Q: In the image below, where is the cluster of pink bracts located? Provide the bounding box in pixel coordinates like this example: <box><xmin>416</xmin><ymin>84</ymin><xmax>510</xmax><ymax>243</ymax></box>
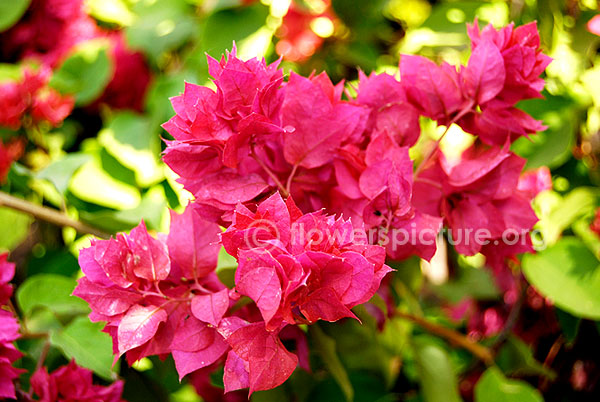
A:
<box><xmin>0</xmin><ymin>0</ymin><xmax>152</xmax><ymax>177</ymax></box>
<box><xmin>68</xmin><ymin>20</ymin><xmax>554</xmax><ymax>396</ymax></box>
<box><xmin>1</xmin><ymin>254</ymin><xmax>127</xmax><ymax>400</ymax></box>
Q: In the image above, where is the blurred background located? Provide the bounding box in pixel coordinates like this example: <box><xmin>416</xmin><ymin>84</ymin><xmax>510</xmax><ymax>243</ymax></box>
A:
<box><xmin>1</xmin><ymin>0</ymin><xmax>600</xmax><ymax>401</ymax></box>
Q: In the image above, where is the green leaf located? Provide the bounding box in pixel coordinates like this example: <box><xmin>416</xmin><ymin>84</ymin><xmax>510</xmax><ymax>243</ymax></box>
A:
<box><xmin>309</xmin><ymin>325</ymin><xmax>354</xmax><ymax>402</ymax></box>
<box><xmin>555</xmin><ymin>309</ymin><xmax>581</xmax><ymax>344</ymax></box>
<box><xmin>522</xmin><ymin>237</ymin><xmax>600</xmax><ymax>320</ymax></box>
<box><xmin>86</xmin><ymin>0</ymin><xmax>134</xmax><ymax>26</ymax></box>
<box><xmin>37</xmin><ymin>153</ymin><xmax>91</xmax><ymax>194</ymax></box>
<box><xmin>512</xmin><ymin>94</ymin><xmax>576</xmax><ymax>170</ymax></box>
<box><xmin>572</xmin><ymin>218</ymin><xmax>600</xmax><ymax>259</ymax></box>
<box><xmin>0</xmin><ymin>0</ymin><xmax>31</xmax><ymax>32</ymax></box>
<box><xmin>126</xmin><ymin>0</ymin><xmax>196</xmax><ymax>61</ymax></box>
<box><xmin>537</xmin><ymin>188</ymin><xmax>599</xmax><ymax>246</ymax></box>
<box><xmin>216</xmin><ymin>247</ymin><xmax>237</xmax><ymax>288</ymax></box>
<box><xmin>145</xmin><ymin>73</ymin><xmax>187</xmax><ymax>130</ymax></box>
<box><xmin>69</xmin><ymin>157</ymin><xmax>141</xmax><ymax>210</ymax></box>
<box><xmin>474</xmin><ymin>367</ymin><xmax>543</xmax><ymax>402</ymax></box>
<box><xmin>16</xmin><ymin>274</ymin><xmax>90</xmax><ymax>317</ymax></box>
<box><xmin>496</xmin><ymin>336</ymin><xmax>556</xmax><ymax>379</ymax></box>
<box><xmin>0</xmin><ymin>63</ymin><xmax>23</xmax><ymax>82</ymax></box>
<box><xmin>200</xmin><ymin>4</ymin><xmax>270</xmax><ymax>59</ymax></box>
<box><xmin>0</xmin><ymin>206</ymin><xmax>32</xmax><ymax>250</ymax></box>
<box><xmin>78</xmin><ymin>185</ymin><xmax>166</xmax><ymax>233</ymax></box>
<box><xmin>50</xmin><ymin>39</ymin><xmax>113</xmax><ymax>106</ymax></box>
<box><xmin>412</xmin><ymin>336</ymin><xmax>461</xmax><ymax>402</ymax></box>
<box><xmin>50</xmin><ymin>316</ymin><xmax>117</xmax><ymax>380</ymax></box>
<box><xmin>98</xmin><ymin>112</ymin><xmax>163</xmax><ymax>187</ymax></box>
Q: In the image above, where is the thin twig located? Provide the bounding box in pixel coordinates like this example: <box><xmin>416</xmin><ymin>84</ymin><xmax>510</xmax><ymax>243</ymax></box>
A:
<box><xmin>285</xmin><ymin>163</ymin><xmax>299</xmax><ymax>196</ymax></box>
<box><xmin>395</xmin><ymin>310</ymin><xmax>494</xmax><ymax>365</ymax></box>
<box><xmin>491</xmin><ymin>283</ymin><xmax>527</xmax><ymax>350</ymax></box>
<box><xmin>413</xmin><ymin>102</ymin><xmax>474</xmax><ymax>178</ymax></box>
<box><xmin>0</xmin><ymin>191</ymin><xmax>109</xmax><ymax>239</ymax></box>
<box><xmin>36</xmin><ymin>339</ymin><xmax>51</xmax><ymax>372</ymax></box>
<box><xmin>251</xmin><ymin>150</ymin><xmax>288</xmax><ymax>197</ymax></box>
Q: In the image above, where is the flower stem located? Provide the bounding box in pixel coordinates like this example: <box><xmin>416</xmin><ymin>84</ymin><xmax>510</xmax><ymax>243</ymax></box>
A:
<box><xmin>394</xmin><ymin>310</ymin><xmax>494</xmax><ymax>365</ymax></box>
<box><xmin>413</xmin><ymin>103</ymin><xmax>475</xmax><ymax>178</ymax></box>
<box><xmin>285</xmin><ymin>163</ymin><xmax>299</xmax><ymax>196</ymax></box>
<box><xmin>0</xmin><ymin>191</ymin><xmax>109</xmax><ymax>239</ymax></box>
<box><xmin>251</xmin><ymin>149</ymin><xmax>289</xmax><ymax>197</ymax></box>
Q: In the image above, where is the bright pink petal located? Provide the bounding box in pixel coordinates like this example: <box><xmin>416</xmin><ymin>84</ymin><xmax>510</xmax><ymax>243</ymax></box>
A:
<box><xmin>117</xmin><ymin>305</ymin><xmax>168</xmax><ymax>355</ymax></box>
<box><xmin>191</xmin><ymin>288</ymin><xmax>230</xmax><ymax>327</ymax></box>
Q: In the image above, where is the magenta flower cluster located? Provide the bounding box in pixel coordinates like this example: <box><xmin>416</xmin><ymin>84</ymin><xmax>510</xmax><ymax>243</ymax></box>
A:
<box><xmin>73</xmin><ymin>20</ymin><xmax>552</xmax><ymax>396</ymax></box>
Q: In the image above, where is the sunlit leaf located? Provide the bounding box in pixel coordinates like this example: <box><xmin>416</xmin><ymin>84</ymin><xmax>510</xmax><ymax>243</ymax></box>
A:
<box><xmin>474</xmin><ymin>367</ymin><xmax>543</xmax><ymax>402</ymax></box>
<box><xmin>50</xmin><ymin>39</ymin><xmax>113</xmax><ymax>106</ymax></box>
<box><xmin>523</xmin><ymin>237</ymin><xmax>600</xmax><ymax>320</ymax></box>
<box><xmin>16</xmin><ymin>274</ymin><xmax>90</xmax><ymax>317</ymax></box>
<box><xmin>412</xmin><ymin>336</ymin><xmax>461</xmax><ymax>402</ymax></box>
<box><xmin>50</xmin><ymin>316</ymin><xmax>117</xmax><ymax>380</ymax></box>
<box><xmin>0</xmin><ymin>0</ymin><xmax>31</xmax><ymax>32</ymax></box>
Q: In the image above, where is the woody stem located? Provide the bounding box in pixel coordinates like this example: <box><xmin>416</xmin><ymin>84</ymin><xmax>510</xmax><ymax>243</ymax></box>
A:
<box><xmin>0</xmin><ymin>191</ymin><xmax>110</xmax><ymax>239</ymax></box>
<box><xmin>394</xmin><ymin>310</ymin><xmax>494</xmax><ymax>365</ymax></box>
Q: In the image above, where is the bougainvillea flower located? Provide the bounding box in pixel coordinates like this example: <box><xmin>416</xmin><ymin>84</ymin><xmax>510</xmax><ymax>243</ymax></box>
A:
<box><xmin>223</xmin><ymin>192</ymin><xmax>392</xmax><ymax>327</ymax></box>
<box><xmin>591</xmin><ymin>208</ymin><xmax>600</xmax><ymax>237</ymax></box>
<box><xmin>398</xmin><ymin>20</ymin><xmax>549</xmax><ymax>146</ymax></box>
<box><xmin>330</xmin><ymin>130</ymin><xmax>442</xmax><ymax>261</ymax></box>
<box><xmin>400</xmin><ymin>55</ymin><xmax>465</xmax><ymax>125</ymax></box>
<box><xmin>451</xmin><ymin>20</ymin><xmax>551</xmax><ymax>145</ymax></box>
<box><xmin>91</xmin><ymin>32</ymin><xmax>152</xmax><ymax>112</ymax></box>
<box><xmin>0</xmin><ymin>139</ymin><xmax>24</xmax><ymax>184</ymax></box>
<box><xmin>74</xmin><ymin>205</ymin><xmax>230</xmax><ymax>379</ymax></box>
<box><xmin>30</xmin><ymin>361</ymin><xmax>125</xmax><ymax>402</ymax></box>
<box><xmin>353</xmin><ymin>71</ymin><xmax>420</xmax><ymax>147</ymax></box>
<box><xmin>0</xmin><ymin>254</ymin><xmax>24</xmax><ymax>400</ymax></box>
<box><xmin>0</xmin><ymin>67</ymin><xmax>74</xmax><ymax>130</ymax></box>
<box><xmin>0</xmin><ymin>81</ymin><xmax>27</xmax><ymax>130</ymax></box>
<box><xmin>589</xmin><ymin>15</ymin><xmax>600</xmax><ymax>36</ymax></box>
<box><xmin>0</xmin><ymin>0</ymin><xmax>99</xmax><ymax>67</ymax></box>
<box><xmin>275</xmin><ymin>0</ymin><xmax>334</xmax><ymax>62</ymax></box>
<box><xmin>282</xmin><ymin>72</ymin><xmax>368</xmax><ymax>169</ymax></box>
<box><xmin>219</xmin><ymin>319</ymin><xmax>298</xmax><ymax>395</ymax></box>
<box><xmin>413</xmin><ymin>142</ymin><xmax>539</xmax><ymax>255</ymax></box>
<box><xmin>1</xmin><ymin>0</ymin><xmax>151</xmax><ymax>113</ymax></box>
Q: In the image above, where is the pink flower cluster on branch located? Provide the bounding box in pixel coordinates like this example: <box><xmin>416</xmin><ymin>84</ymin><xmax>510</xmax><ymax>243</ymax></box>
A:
<box><xmin>28</xmin><ymin>361</ymin><xmax>125</xmax><ymax>402</ymax></box>
<box><xmin>0</xmin><ymin>254</ymin><xmax>24</xmax><ymax>400</ymax></box>
<box><xmin>74</xmin><ymin>195</ymin><xmax>391</xmax><ymax>394</ymax></box>
<box><xmin>0</xmin><ymin>0</ymin><xmax>151</xmax><ymax>112</ymax></box>
<box><xmin>74</xmin><ymin>205</ymin><xmax>229</xmax><ymax>380</ymax></box>
<box><xmin>0</xmin><ymin>67</ymin><xmax>74</xmax><ymax>130</ymax></box>
<box><xmin>76</xmin><ymin>19</ymin><xmax>552</xmax><ymax>396</ymax></box>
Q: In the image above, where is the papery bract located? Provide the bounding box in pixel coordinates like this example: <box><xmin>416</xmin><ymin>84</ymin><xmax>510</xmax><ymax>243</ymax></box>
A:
<box><xmin>30</xmin><ymin>360</ymin><xmax>125</xmax><ymax>402</ymax></box>
<box><xmin>0</xmin><ymin>254</ymin><xmax>24</xmax><ymax>400</ymax></box>
<box><xmin>400</xmin><ymin>55</ymin><xmax>464</xmax><ymax>124</ymax></box>
<box><xmin>589</xmin><ymin>15</ymin><xmax>600</xmax><ymax>36</ymax></box>
<box><xmin>282</xmin><ymin>72</ymin><xmax>367</xmax><ymax>169</ymax></box>
<box><xmin>223</xmin><ymin>192</ymin><xmax>392</xmax><ymax>329</ymax></box>
<box><xmin>413</xmin><ymin>142</ymin><xmax>539</xmax><ymax>255</ymax></box>
<box><xmin>0</xmin><ymin>139</ymin><xmax>24</xmax><ymax>184</ymax></box>
<box><xmin>74</xmin><ymin>205</ymin><xmax>229</xmax><ymax>380</ymax></box>
<box><xmin>218</xmin><ymin>319</ymin><xmax>298</xmax><ymax>395</ymax></box>
<box><xmin>354</xmin><ymin>71</ymin><xmax>420</xmax><ymax>147</ymax></box>
<box><xmin>466</xmin><ymin>19</ymin><xmax>552</xmax><ymax>105</ymax></box>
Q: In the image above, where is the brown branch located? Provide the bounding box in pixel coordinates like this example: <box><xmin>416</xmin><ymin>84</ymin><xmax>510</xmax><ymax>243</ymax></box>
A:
<box><xmin>0</xmin><ymin>191</ymin><xmax>110</xmax><ymax>239</ymax></box>
<box><xmin>395</xmin><ymin>310</ymin><xmax>494</xmax><ymax>365</ymax></box>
